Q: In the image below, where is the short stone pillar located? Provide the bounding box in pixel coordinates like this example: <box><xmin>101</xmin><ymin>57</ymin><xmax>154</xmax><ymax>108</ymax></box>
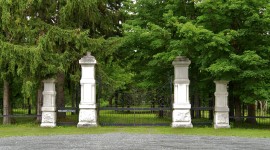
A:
<box><xmin>77</xmin><ymin>52</ymin><xmax>97</xmax><ymax>127</ymax></box>
<box><xmin>214</xmin><ymin>80</ymin><xmax>230</xmax><ymax>129</ymax></box>
<box><xmin>172</xmin><ymin>56</ymin><xmax>193</xmax><ymax>128</ymax></box>
<box><xmin>40</xmin><ymin>79</ymin><xmax>57</xmax><ymax>127</ymax></box>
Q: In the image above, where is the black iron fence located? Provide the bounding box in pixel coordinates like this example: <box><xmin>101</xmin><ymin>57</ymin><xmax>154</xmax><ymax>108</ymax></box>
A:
<box><xmin>99</xmin><ymin>107</ymin><xmax>172</xmax><ymax>126</ymax></box>
<box><xmin>190</xmin><ymin>102</ymin><xmax>270</xmax><ymax>128</ymax></box>
<box><xmin>57</xmin><ymin>107</ymin><xmax>78</xmax><ymax>126</ymax></box>
<box><xmin>97</xmin><ymin>76</ymin><xmax>173</xmax><ymax>126</ymax></box>
<box><xmin>0</xmin><ymin>104</ymin><xmax>80</xmax><ymax>125</ymax></box>
<box><xmin>191</xmin><ymin>107</ymin><xmax>213</xmax><ymax>126</ymax></box>
<box><xmin>229</xmin><ymin>102</ymin><xmax>270</xmax><ymax>128</ymax></box>
<box><xmin>0</xmin><ymin>107</ymin><xmax>40</xmax><ymax>124</ymax></box>
<box><xmin>98</xmin><ymin>89</ymin><xmax>173</xmax><ymax>126</ymax></box>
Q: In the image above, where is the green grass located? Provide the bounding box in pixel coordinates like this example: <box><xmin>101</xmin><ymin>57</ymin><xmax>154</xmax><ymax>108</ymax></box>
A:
<box><xmin>1</xmin><ymin>124</ymin><xmax>270</xmax><ymax>138</ymax></box>
<box><xmin>1</xmin><ymin>110</ymin><xmax>270</xmax><ymax>138</ymax></box>
<box><xmin>11</xmin><ymin>108</ymin><xmax>37</xmax><ymax>115</ymax></box>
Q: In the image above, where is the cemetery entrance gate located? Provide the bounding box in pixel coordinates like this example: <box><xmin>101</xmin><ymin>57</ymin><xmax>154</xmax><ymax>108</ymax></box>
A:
<box><xmin>97</xmin><ymin>79</ymin><xmax>173</xmax><ymax>126</ymax></box>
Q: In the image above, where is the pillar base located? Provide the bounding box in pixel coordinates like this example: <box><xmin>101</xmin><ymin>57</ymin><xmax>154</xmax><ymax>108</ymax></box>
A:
<box><xmin>172</xmin><ymin>109</ymin><xmax>193</xmax><ymax>128</ymax></box>
<box><xmin>40</xmin><ymin>111</ymin><xmax>56</xmax><ymax>128</ymax></box>
<box><xmin>214</xmin><ymin>111</ymin><xmax>230</xmax><ymax>129</ymax></box>
<box><xmin>77</xmin><ymin>122</ymin><xmax>98</xmax><ymax>128</ymax></box>
<box><xmin>172</xmin><ymin>122</ymin><xmax>193</xmax><ymax>128</ymax></box>
<box><xmin>77</xmin><ymin>109</ymin><xmax>97</xmax><ymax>128</ymax></box>
<box><xmin>40</xmin><ymin>123</ymin><xmax>56</xmax><ymax>128</ymax></box>
<box><xmin>214</xmin><ymin>124</ymin><xmax>230</xmax><ymax>129</ymax></box>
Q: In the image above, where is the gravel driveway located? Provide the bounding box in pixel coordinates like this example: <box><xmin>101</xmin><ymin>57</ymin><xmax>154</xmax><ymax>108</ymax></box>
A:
<box><xmin>0</xmin><ymin>133</ymin><xmax>269</xmax><ymax>150</ymax></box>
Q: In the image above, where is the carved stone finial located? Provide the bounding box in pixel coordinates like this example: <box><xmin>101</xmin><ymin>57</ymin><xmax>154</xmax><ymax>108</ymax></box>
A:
<box><xmin>172</xmin><ymin>56</ymin><xmax>191</xmax><ymax>66</ymax></box>
<box><xmin>79</xmin><ymin>52</ymin><xmax>97</xmax><ymax>64</ymax></box>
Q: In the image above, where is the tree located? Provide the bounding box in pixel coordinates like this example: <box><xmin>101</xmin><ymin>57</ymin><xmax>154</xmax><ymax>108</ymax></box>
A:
<box><xmin>180</xmin><ymin>0</ymin><xmax>270</xmax><ymax>124</ymax></box>
<box><xmin>0</xmin><ymin>0</ymin><xmax>129</xmax><ymax>123</ymax></box>
<box><xmin>0</xmin><ymin>0</ymin><xmax>42</xmax><ymax>124</ymax></box>
<box><xmin>170</xmin><ymin>1</ymin><xmax>270</xmax><ymax>123</ymax></box>
<box><xmin>121</xmin><ymin>0</ymin><xmax>208</xmax><ymax>109</ymax></box>
<box><xmin>122</xmin><ymin>0</ymin><xmax>270</xmax><ymax>123</ymax></box>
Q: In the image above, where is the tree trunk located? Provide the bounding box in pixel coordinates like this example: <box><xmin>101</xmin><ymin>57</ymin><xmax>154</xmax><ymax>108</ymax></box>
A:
<box><xmin>27</xmin><ymin>98</ymin><xmax>31</xmax><ymax>115</ymax></box>
<box><xmin>234</xmin><ymin>96</ymin><xmax>242</xmax><ymax>123</ymax></box>
<box><xmin>158</xmin><ymin>96</ymin><xmax>164</xmax><ymax>118</ymax></box>
<box><xmin>209</xmin><ymin>97</ymin><xmax>214</xmax><ymax>120</ymax></box>
<box><xmin>56</xmin><ymin>72</ymin><xmax>66</xmax><ymax>119</ymax></box>
<box><xmin>109</xmin><ymin>95</ymin><xmax>113</xmax><ymax>107</ymax></box>
<box><xmin>194</xmin><ymin>92</ymin><xmax>200</xmax><ymax>118</ymax></box>
<box><xmin>3</xmin><ymin>80</ymin><xmax>11</xmax><ymax>124</ymax></box>
<box><xmin>71</xmin><ymin>83</ymin><xmax>75</xmax><ymax>115</ymax></box>
<box><xmin>75</xmin><ymin>84</ymin><xmax>80</xmax><ymax>114</ymax></box>
<box><xmin>190</xmin><ymin>95</ymin><xmax>194</xmax><ymax>118</ymax></box>
<box><xmin>114</xmin><ymin>92</ymin><xmax>119</xmax><ymax>108</ymax></box>
<box><xmin>246</xmin><ymin>104</ymin><xmax>257</xmax><ymax>124</ymax></box>
<box><xmin>36</xmin><ymin>83</ymin><xmax>43</xmax><ymax>122</ymax></box>
<box><xmin>228</xmin><ymin>83</ymin><xmax>234</xmax><ymax>121</ymax></box>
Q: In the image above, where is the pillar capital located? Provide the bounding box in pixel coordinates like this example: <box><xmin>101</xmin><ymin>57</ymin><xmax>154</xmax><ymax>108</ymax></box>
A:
<box><xmin>214</xmin><ymin>80</ymin><xmax>229</xmax><ymax>84</ymax></box>
<box><xmin>43</xmin><ymin>78</ymin><xmax>56</xmax><ymax>83</ymax></box>
<box><xmin>172</xmin><ymin>56</ymin><xmax>191</xmax><ymax>67</ymax></box>
<box><xmin>42</xmin><ymin>79</ymin><xmax>56</xmax><ymax>93</ymax></box>
<box><xmin>79</xmin><ymin>52</ymin><xmax>97</xmax><ymax>65</ymax></box>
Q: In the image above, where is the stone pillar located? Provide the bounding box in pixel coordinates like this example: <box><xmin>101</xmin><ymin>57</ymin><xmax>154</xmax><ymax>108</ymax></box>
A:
<box><xmin>40</xmin><ymin>79</ymin><xmax>57</xmax><ymax>127</ymax></box>
<box><xmin>214</xmin><ymin>80</ymin><xmax>230</xmax><ymax>129</ymax></box>
<box><xmin>77</xmin><ymin>52</ymin><xmax>97</xmax><ymax>127</ymax></box>
<box><xmin>172</xmin><ymin>56</ymin><xmax>193</xmax><ymax>128</ymax></box>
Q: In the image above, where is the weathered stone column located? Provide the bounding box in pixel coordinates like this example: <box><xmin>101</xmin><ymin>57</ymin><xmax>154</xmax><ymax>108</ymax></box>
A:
<box><xmin>40</xmin><ymin>79</ymin><xmax>57</xmax><ymax>127</ymax></box>
<box><xmin>172</xmin><ymin>56</ymin><xmax>193</xmax><ymax>128</ymax></box>
<box><xmin>77</xmin><ymin>52</ymin><xmax>97</xmax><ymax>127</ymax></box>
<box><xmin>214</xmin><ymin>80</ymin><xmax>230</xmax><ymax>129</ymax></box>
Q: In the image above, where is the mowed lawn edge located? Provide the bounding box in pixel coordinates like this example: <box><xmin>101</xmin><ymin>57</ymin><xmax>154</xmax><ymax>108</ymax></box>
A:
<box><xmin>1</xmin><ymin>124</ymin><xmax>270</xmax><ymax>138</ymax></box>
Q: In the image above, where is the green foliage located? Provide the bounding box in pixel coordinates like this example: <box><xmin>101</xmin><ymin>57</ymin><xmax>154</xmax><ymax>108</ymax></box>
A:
<box><xmin>21</xmin><ymin>81</ymin><xmax>34</xmax><ymax>98</ymax></box>
<box><xmin>0</xmin><ymin>0</ymin><xmax>127</xmax><ymax>103</ymax></box>
<box><xmin>207</xmin><ymin>59</ymin><xmax>239</xmax><ymax>80</ymax></box>
<box><xmin>0</xmin><ymin>0</ymin><xmax>269</xmax><ymax>106</ymax></box>
<box><xmin>122</xmin><ymin>0</ymin><xmax>270</xmax><ymax>104</ymax></box>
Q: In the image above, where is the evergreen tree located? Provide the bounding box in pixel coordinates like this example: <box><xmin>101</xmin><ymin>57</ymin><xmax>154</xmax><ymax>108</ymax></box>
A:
<box><xmin>0</xmin><ymin>0</ymin><xmax>128</xmax><ymax>123</ymax></box>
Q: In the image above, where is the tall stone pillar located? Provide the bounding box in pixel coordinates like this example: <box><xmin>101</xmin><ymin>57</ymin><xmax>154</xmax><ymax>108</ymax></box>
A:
<box><xmin>77</xmin><ymin>52</ymin><xmax>97</xmax><ymax>127</ymax></box>
<box><xmin>214</xmin><ymin>80</ymin><xmax>230</xmax><ymax>129</ymax></box>
<box><xmin>172</xmin><ymin>56</ymin><xmax>193</xmax><ymax>128</ymax></box>
<box><xmin>41</xmin><ymin>79</ymin><xmax>57</xmax><ymax>127</ymax></box>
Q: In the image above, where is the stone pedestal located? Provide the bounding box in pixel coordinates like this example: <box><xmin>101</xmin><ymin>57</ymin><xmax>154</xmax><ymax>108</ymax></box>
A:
<box><xmin>214</xmin><ymin>80</ymin><xmax>230</xmax><ymax>129</ymax></box>
<box><xmin>172</xmin><ymin>56</ymin><xmax>193</xmax><ymax>128</ymax></box>
<box><xmin>77</xmin><ymin>52</ymin><xmax>97</xmax><ymax>127</ymax></box>
<box><xmin>41</xmin><ymin>79</ymin><xmax>57</xmax><ymax>127</ymax></box>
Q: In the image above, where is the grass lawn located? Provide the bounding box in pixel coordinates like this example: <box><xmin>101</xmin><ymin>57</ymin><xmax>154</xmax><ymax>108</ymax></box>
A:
<box><xmin>1</xmin><ymin>110</ymin><xmax>270</xmax><ymax>138</ymax></box>
<box><xmin>1</xmin><ymin>123</ymin><xmax>270</xmax><ymax>138</ymax></box>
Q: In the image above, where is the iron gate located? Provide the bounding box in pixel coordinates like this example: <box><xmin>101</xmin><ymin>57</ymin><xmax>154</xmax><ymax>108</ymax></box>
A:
<box><xmin>191</xmin><ymin>98</ymin><xmax>214</xmax><ymax>126</ymax></box>
<box><xmin>56</xmin><ymin>84</ymin><xmax>80</xmax><ymax>126</ymax></box>
<box><xmin>97</xmin><ymin>79</ymin><xmax>173</xmax><ymax>126</ymax></box>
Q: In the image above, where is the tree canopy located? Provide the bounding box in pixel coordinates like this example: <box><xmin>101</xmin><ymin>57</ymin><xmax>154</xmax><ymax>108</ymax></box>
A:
<box><xmin>0</xmin><ymin>0</ymin><xmax>130</xmax><ymax>99</ymax></box>
<box><xmin>0</xmin><ymin>0</ymin><xmax>269</xmax><ymax>108</ymax></box>
<box><xmin>122</xmin><ymin>0</ymin><xmax>270</xmax><ymax>104</ymax></box>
